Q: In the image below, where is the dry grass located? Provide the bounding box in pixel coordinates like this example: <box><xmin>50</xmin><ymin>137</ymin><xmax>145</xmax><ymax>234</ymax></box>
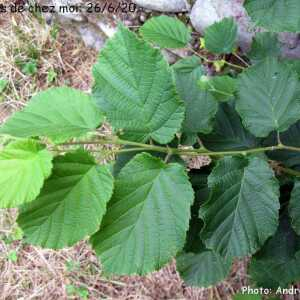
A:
<box><xmin>0</xmin><ymin>207</ymin><xmax>248</xmax><ymax>300</ymax></box>
<box><xmin>0</xmin><ymin>5</ymin><xmax>293</xmax><ymax>300</ymax></box>
<box><xmin>0</xmin><ymin>1</ymin><xmax>96</xmax><ymax>120</ymax></box>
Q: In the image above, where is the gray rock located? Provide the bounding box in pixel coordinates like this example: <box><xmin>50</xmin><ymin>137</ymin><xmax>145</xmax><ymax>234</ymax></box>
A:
<box><xmin>132</xmin><ymin>0</ymin><xmax>190</xmax><ymax>12</ymax></box>
<box><xmin>77</xmin><ymin>24</ymin><xmax>107</xmax><ymax>51</ymax></box>
<box><xmin>279</xmin><ymin>33</ymin><xmax>300</xmax><ymax>59</ymax></box>
<box><xmin>278</xmin><ymin>33</ymin><xmax>299</xmax><ymax>49</ymax></box>
<box><xmin>190</xmin><ymin>0</ymin><xmax>300</xmax><ymax>58</ymax></box>
<box><xmin>41</xmin><ymin>0</ymin><xmax>117</xmax><ymax>51</ymax></box>
<box><xmin>96</xmin><ymin>21</ymin><xmax>117</xmax><ymax>38</ymax></box>
<box><xmin>190</xmin><ymin>0</ymin><xmax>256</xmax><ymax>51</ymax></box>
<box><xmin>281</xmin><ymin>45</ymin><xmax>300</xmax><ymax>59</ymax></box>
<box><xmin>162</xmin><ymin>48</ymin><xmax>189</xmax><ymax>64</ymax></box>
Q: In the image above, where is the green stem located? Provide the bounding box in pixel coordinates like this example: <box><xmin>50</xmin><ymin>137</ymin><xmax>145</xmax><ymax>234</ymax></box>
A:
<box><xmin>115</xmin><ymin>147</ymin><xmax>153</xmax><ymax>154</ymax></box>
<box><xmin>58</xmin><ymin>138</ymin><xmax>172</xmax><ymax>154</ymax></box>
<box><xmin>278</xmin><ymin>167</ymin><xmax>300</xmax><ymax>177</ymax></box>
<box><xmin>114</xmin><ymin>138</ymin><xmax>171</xmax><ymax>153</ymax></box>
<box><xmin>187</xmin><ymin>47</ymin><xmax>245</xmax><ymax>70</ymax></box>
<box><xmin>52</xmin><ymin>137</ymin><xmax>300</xmax><ymax>178</ymax></box>
<box><xmin>232</xmin><ymin>52</ymin><xmax>250</xmax><ymax>67</ymax></box>
<box><xmin>223</xmin><ymin>60</ymin><xmax>245</xmax><ymax>70</ymax></box>
<box><xmin>58</xmin><ymin>138</ymin><xmax>298</xmax><ymax>157</ymax></box>
<box><xmin>177</xmin><ymin>146</ymin><xmax>279</xmax><ymax>157</ymax></box>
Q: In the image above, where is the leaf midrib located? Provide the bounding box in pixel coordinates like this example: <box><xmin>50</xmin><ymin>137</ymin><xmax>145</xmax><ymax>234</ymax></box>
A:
<box><xmin>225</xmin><ymin>165</ymin><xmax>248</xmax><ymax>257</ymax></box>
<box><xmin>98</xmin><ymin>167</ymin><xmax>172</xmax><ymax>255</ymax></box>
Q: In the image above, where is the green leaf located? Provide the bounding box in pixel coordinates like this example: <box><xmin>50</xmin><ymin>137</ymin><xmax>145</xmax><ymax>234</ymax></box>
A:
<box><xmin>0</xmin><ymin>79</ymin><xmax>8</xmax><ymax>94</ymax></box>
<box><xmin>10</xmin><ymin>226</ymin><xmax>23</xmax><ymax>241</ymax></box>
<box><xmin>90</xmin><ymin>153</ymin><xmax>194</xmax><ymax>275</ymax></box>
<box><xmin>247</xmin><ymin>32</ymin><xmax>280</xmax><ymax>64</ymax></box>
<box><xmin>198</xmin><ymin>75</ymin><xmax>237</xmax><ymax>102</ymax></box>
<box><xmin>177</xmin><ymin>169</ymin><xmax>231</xmax><ymax>288</ymax></box>
<box><xmin>236</xmin><ymin>57</ymin><xmax>300</xmax><ymax>138</ymax></box>
<box><xmin>265</xmin><ymin>120</ymin><xmax>300</xmax><ymax>169</ymax></box>
<box><xmin>213</xmin><ymin>59</ymin><xmax>226</xmax><ymax>72</ymax></box>
<box><xmin>289</xmin><ymin>181</ymin><xmax>300</xmax><ymax>234</ymax></box>
<box><xmin>92</xmin><ymin>25</ymin><xmax>184</xmax><ymax>144</ymax></box>
<box><xmin>0</xmin><ymin>87</ymin><xmax>104</xmax><ymax>143</ymax></box>
<box><xmin>204</xmin><ymin>18</ymin><xmax>238</xmax><ymax>54</ymax></box>
<box><xmin>66</xmin><ymin>285</ymin><xmax>89</xmax><ymax>299</ymax></box>
<box><xmin>268</xmin><ymin>150</ymin><xmax>300</xmax><ymax>171</ymax></box>
<box><xmin>17</xmin><ymin>150</ymin><xmax>114</xmax><ymax>249</ymax></box>
<box><xmin>180</xmin><ymin>132</ymin><xmax>198</xmax><ymax>146</ymax></box>
<box><xmin>7</xmin><ymin>250</ymin><xmax>18</xmax><ymax>263</ymax></box>
<box><xmin>200</xmin><ymin>156</ymin><xmax>280</xmax><ymax>259</ymax></box>
<box><xmin>173</xmin><ymin>56</ymin><xmax>218</xmax><ymax>134</ymax></box>
<box><xmin>140</xmin><ymin>15</ymin><xmax>191</xmax><ymax>48</ymax></box>
<box><xmin>285</xmin><ymin>59</ymin><xmax>300</xmax><ymax>78</ymax></box>
<box><xmin>245</xmin><ymin>0</ymin><xmax>300</xmax><ymax>32</ymax></box>
<box><xmin>0</xmin><ymin>140</ymin><xmax>53</xmax><ymax>208</ymax></box>
<box><xmin>176</xmin><ymin>251</ymin><xmax>231</xmax><ymax>288</ymax></box>
<box><xmin>184</xmin><ymin>169</ymin><xmax>210</xmax><ymax>253</ymax></box>
<box><xmin>249</xmin><ymin>214</ymin><xmax>300</xmax><ymax>288</ymax></box>
<box><xmin>113</xmin><ymin>145</ymin><xmax>184</xmax><ymax>177</ymax></box>
<box><xmin>47</xmin><ymin>69</ymin><xmax>57</xmax><ymax>83</ymax></box>
<box><xmin>22</xmin><ymin>60</ymin><xmax>38</xmax><ymax>76</ymax></box>
<box><xmin>199</xmin><ymin>102</ymin><xmax>260</xmax><ymax>151</ymax></box>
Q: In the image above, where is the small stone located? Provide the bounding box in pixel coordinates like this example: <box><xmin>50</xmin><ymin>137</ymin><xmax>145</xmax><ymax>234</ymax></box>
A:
<box><xmin>140</xmin><ymin>13</ymin><xmax>146</xmax><ymax>23</ymax></box>
<box><xmin>77</xmin><ymin>24</ymin><xmax>107</xmax><ymax>51</ymax></box>
<box><xmin>123</xmin><ymin>20</ymin><xmax>133</xmax><ymax>27</ymax></box>
<box><xmin>97</xmin><ymin>21</ymin><xmax>117</xmax><ymax>38</ymax></box>
<box><xmin>190</xmin><ymin>0</ymin><xmax>300</xmax><ymax>58</ymax></box>
<box><xmin>132</xmin><ymin>0</ymin><xmax>190</xmax><ymax>12</ymax></box>
<box><xmin>281</xmin><ymin>45</ymin><xmax>300</xmax><ymax>59</ymax></box>
<box><xmin>279</xmin><ymin>33</ymin><xmax>300</xmax><ymax>59</ymax></box>
<box><xmin>278</xmin><ymin>33</ymin><xmax>299</xmax><ymax>49</ymax></box>
<box><xmin>162</xmin><ymin>49</ymin><xmax>189</xmax><ymax>64</ymax></box>
<box><xmin>162</xmin><ymin>50</ymin><xmax>178</xmax><ymax>64</ymax></box>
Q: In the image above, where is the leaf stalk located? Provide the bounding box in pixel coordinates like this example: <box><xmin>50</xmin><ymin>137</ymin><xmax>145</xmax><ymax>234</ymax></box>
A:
<box><xmin>57</xmin><ymin>138</ymin><xmax>300</xmax><ymax>158</ymax></box>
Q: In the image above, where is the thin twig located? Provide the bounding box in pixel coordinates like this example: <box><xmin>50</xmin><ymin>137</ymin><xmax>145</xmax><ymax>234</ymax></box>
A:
<box><xmin>187</xmin><ymin>47</ymin><xmax>245</xmax><ymax>70</ymax></box>
<box><xmin>232</xmin><ymin>52</ymin><xmax>250</xmax><ymax>67</ymax></box>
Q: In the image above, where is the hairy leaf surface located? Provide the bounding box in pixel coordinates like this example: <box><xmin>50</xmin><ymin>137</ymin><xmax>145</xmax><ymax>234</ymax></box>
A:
<box><xmin>113</xmin><ymin>145</ymin><xmax>184</xmax><ymax>177</ymax></box>
<box><xmin>265</xmin><ymin>120</ymin><xmax>300</xmax><ymax>169</ymax></box>
<box><xmin>18</xmin><ymin>150</ymin><xmax>113</xmax><ymax>249</ymax></box>
<box><xmin>177</xmin><ymin>251</ymin><xmax>231</xmax><ymax>288</ymax></box>
<box><xmin>177</xmin><ymin>170</ymin><xmax>231</xmax><ymax>288</ymax></box>
<box><xmin>236</xmin><ymin>58</ymin><xmax>300</xmax><ymax>137</ymax></box>
<box><xmin>286</xmin><ymin>59</ymin><xmax>300</xmax><ymax>78</ymax></box>
<box><xmin>93</xmin><ymin>25</ymin><xmax>184</xmax><ymax>144</ymax></box>
<box><xmin>91</xmin><ymin>153</ymin><xmax>194</xmax><ymax>275</ymax></box>
<box><xmin>247</xmin><ymin>32</ymin><xmax>280</xmax><ymax>63</ymax></box>
<box><xmin>0</xmin><ymin>87</ymin><xmax>103</xmax><ymax>143</ymax></box>
<box><xmin>245</xmin><ymin>0</ymin><xmax>300</xmax><ymax>32</ymax></box>
<box><xmin>199</xmin><ymin>103</ymin><xmax>260</xmax><ymax>151</ymax></box>
<box><xmin>184</xmin><ymin>169</ymin><xmax>210</xmax><ymax>253</ymax></box>
<box><xmin>173</xmin><ymin>56</ymin><xmax>218</xmax><ymax>134</ymax></box>
<box><xmin>289</xmin><ymin>181</ymin><xmax>300</xmax><ymax>234</ymax></box>
<box><xmin>249</xmin><ymin>215</ymin><xmax>300</xmax><ymax>288</ymax></box>
<box><xmin>200</xmin><ymin>156</ymin><xmax>280</xmax><ymax>258</ymax></box>
<box><xmin>140</xmin><ymin>16</ymin><xmax>191</xmax><ymax>48</ymax></box>
<box><xmin>198</xmin><ymin>75</ymin><xmax>237</xmax><ymax>102</ymax></box>
<box><xmin>204</xmin><ymin>18</ymin><xmax>237</xmax><ymax>54</ymax></box>
<box><xmin>0</xmin><ymin>140</ymin><xmax>53</xmax><ymax>208</ymax></box>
